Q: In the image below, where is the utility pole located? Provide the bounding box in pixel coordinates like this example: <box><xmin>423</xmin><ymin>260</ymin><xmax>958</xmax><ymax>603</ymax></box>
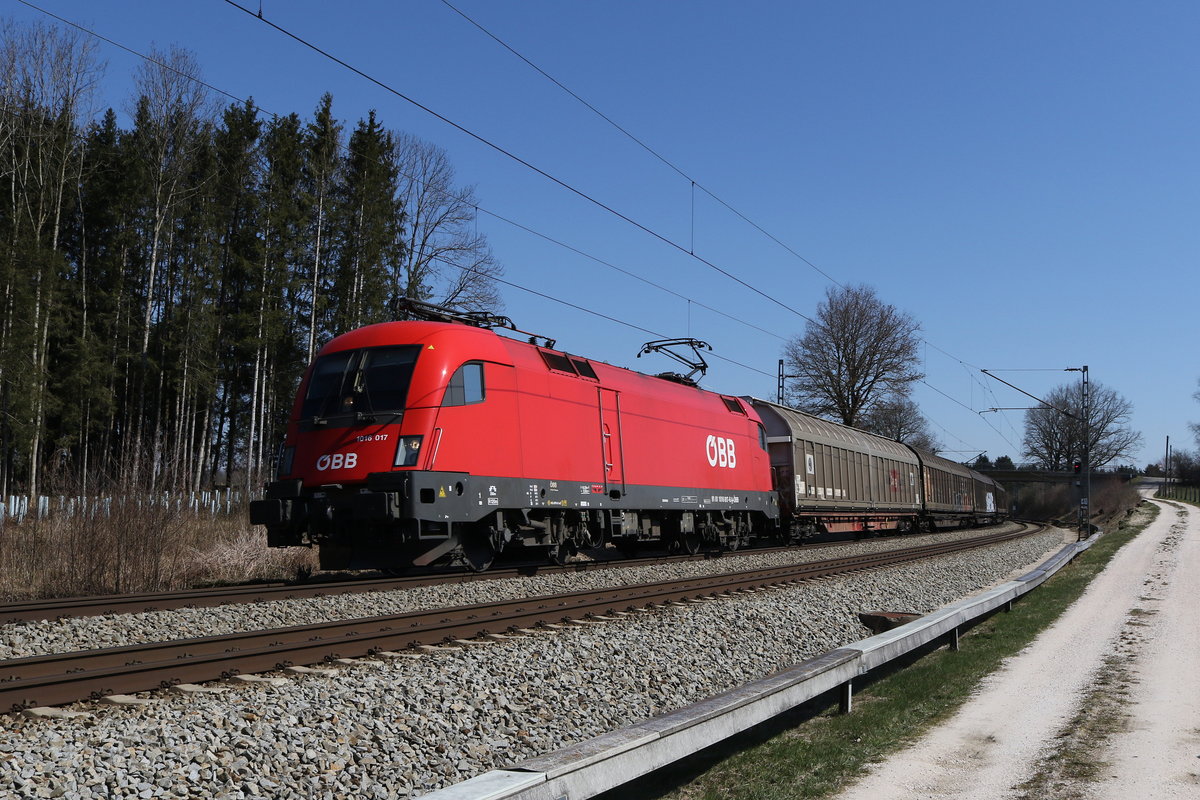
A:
<box><xmin>981</xmin><ymin>365</ymin><xmax>1091</xmax><ymax>539</ymax></box>
<box><xmin>777</xmin><ymin>359</ymin><xmax>801</xmax><ymax>405</ymax></box>
<box><xmin>1083</xmin><ymin>365</ymin><xmax>1091</xmax><ymax>536</ymax></box>
<box><xmin>1066</xmin><ymin>365</ymin><xmax>1090</xmax><ymax>538</ymax></box>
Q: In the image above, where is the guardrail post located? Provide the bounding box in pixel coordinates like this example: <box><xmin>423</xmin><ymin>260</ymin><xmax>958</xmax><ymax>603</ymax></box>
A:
<box><xmin>840</xmin><ymin>680</ymin><xmax>853</xmax><ymax>714</ymax></box>
<box><xmin>950</xmin><ymin>626</ymin><xmax>960</xmax><ymax>651</ymax></box>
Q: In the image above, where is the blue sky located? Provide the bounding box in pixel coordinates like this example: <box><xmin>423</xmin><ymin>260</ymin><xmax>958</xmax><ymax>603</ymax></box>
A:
<box><xmin>9</xmin><ymin>0</ymin><xmax>1198</xmax><ymax>467</ymax></box>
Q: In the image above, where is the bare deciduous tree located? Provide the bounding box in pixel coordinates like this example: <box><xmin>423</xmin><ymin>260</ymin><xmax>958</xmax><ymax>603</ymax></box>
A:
<box><xmin>782</xmin><ymin>284</ymin><xmax>923</xmax><ymax>427</ymax></box>
<box><xmin>129</xmin><ymin>44</ymin><xmax>213</xmax><ymax>356</ymax></box>
<box><xmin>1022</xmin><ymin>380</ymin><xmax>1142</xmax><ymax>470</ymax></box>
<box><xmin>0</xmin><ymin>19</ymin><xmax>102</xmax><ymax>499</ymax></box>
<box><xmin>127</xmin><ymin>45</ymin><xmax>214</xmax><ymax>489</ymax></box>
<box><xmin>1170</xmin><ymin>447</ymin><xmax>1200</xmax><ymax>484</ymax></box>
<box><xmin>393</xmin><ymin>133</ymin><xmax>502</xmax><ymax>311</ymax></box>
<box><xmin>859</xmin><ymin>394</ymin><xmax>941</xmax><ymax>453</ymax></box>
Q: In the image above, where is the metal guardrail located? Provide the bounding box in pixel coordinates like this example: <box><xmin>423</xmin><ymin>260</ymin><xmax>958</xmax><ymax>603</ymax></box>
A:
<box><xmin>423</xmin><ymin>531</ymin><xmax>1097</xmax><ymax>800</ymax></box>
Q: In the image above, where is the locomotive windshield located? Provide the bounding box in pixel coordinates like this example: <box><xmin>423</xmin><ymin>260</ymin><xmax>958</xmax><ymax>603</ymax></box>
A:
<box><xmin>301</xmin><ymin>345</ymin><xmax>420</xmax><ymax>421</ymax></box>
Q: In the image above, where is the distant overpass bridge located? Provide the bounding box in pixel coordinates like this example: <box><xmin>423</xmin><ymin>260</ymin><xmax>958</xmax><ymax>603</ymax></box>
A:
<box><xmin>981</xmin><ymin>470</ymin><xmax>1079</xmax><ymax>485</ymax></box>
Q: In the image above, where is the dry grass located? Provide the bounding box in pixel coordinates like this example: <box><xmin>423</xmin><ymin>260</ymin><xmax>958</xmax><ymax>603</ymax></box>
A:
<box><xmin>1089</xmin><ymin>478</ymin><xmax>1142</xmax><ymax>529</ymax></box>
<box><xmin>1013</xmin><ymin>475</ymin><xmax>1140</xmax><ymax>529</ymax></box>
<box><xmin>0</xmin><ymin>501</ymin><xmax>316</xmax><ymax>601</ymax></box>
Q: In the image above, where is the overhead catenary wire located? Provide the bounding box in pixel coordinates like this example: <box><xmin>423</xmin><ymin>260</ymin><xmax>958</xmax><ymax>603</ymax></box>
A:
<box><xmin>0</xmin><ymin>4</ymin><xmax>773</xmax><ymax>387</ymax></box>
<box><xmin>441</xmin><ymin>256</ymin><xmax>777</xmax><ymax>381</ymax></box>
<box><xmin>475</xmin><ymin>207</ymin><xmax>788</xmax><ymax>342</ymax></box>
<box><xmin>19</xmin><ymin>0</ymin><xmax>820</xmax><ymax>354</ymax></box>
<box><xmin>437</xmin><ymin>0</ymin><xmax>845</xmax><ymax>289</ymax></box>
<box><xmin>13</xmin><ymin>0</ymin><xmax>246</xmax><ymax>108</ymax></box>
<box><xmin>217</xmin><ymin>0</ymin><xmax>818</xmax><ymax>327</ymax></box>
<box><xmin>11</xmin><ymin>0</ymin><xmax>794</xmax><ymax>353</ymax></box>
<box><xmin>222</xmin><ymin>1</ymin><xmax>1018</xmax><ymax>431</ymax></box>
<box><xmin>437</xmin><ymin>0</ymin><xmax>1005</xmax><ymax>389</ymax></box>
<box><xmin>17</xmin><ymin>0</ymin><xmax>1007</xmax><ymax>452</ymax></box>
<box><xmin>921</xmin><ymin>379</ymin><xmax>1021</xmax><ymax>453</ymax></box>
<box><xmin>228</xmin><ymin>0</ymin><xmax>1004</xmax><ymax>427</ymax></box>
<box><xmin>433</xmin><ymin>0</ymin><xmax>1025</xmax><ymax>450</ymax></box>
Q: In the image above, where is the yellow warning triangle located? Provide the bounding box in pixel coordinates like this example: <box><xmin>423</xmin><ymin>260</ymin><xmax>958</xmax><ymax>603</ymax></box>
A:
<box><xmin>438</xmin><ymin>487</ymin><xmax>447</xmax><ymax>498</ymax></box>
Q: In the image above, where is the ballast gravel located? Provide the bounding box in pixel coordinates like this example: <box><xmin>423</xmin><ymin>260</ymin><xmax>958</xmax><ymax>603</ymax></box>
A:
<box><xmin>1</xmin><ymin>526</ymin><xmax>1066</xmax><ymax>799</ymax></box>
<box><xmin>0</xmin><ymin>525</ymin><xmax>1033</xmax><ymax>661</ymax></box>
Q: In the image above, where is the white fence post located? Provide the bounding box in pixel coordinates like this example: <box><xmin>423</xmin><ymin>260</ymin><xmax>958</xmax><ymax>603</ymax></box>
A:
<box><xmin>0</xmin><ymin>491</ymin><xmax>243</xmax><ymax>522</ymax></box>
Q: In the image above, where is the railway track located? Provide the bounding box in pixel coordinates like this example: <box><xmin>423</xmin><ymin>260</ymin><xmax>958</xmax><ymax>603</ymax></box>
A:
<box><xmin>0</xmin><ymin>532</ymin><xmax>947</xmax><ymax>623</ymax></box>
<box><xmin>0</xmin><ymin>524</ymin><xmax>1042</xmax><ymax>713</ymax></box>
<box><xmin>0</xmin><ymin>547</ymin><xmax>794</xmax><ymax>624</ymax></box>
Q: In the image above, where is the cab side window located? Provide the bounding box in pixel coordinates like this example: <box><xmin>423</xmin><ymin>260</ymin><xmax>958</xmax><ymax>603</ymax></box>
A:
<box><xmin>443</xmin><ymin>362</ymin><xmax>485</xmax><ymax>406</ymax></box>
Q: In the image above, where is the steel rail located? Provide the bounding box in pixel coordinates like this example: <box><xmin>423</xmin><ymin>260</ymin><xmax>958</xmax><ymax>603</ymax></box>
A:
<box><xmin>0</xmin><ymin>547</ymin><xmax>812</xmax><ymax>624</ymax></box>
<box><xmin>0</xmin><ymin>524</ymin><xmax>1042</xmax><ymax>712</ymax></box>
<box><xmin>0</xmin><ymin>528</ymin><xmax>956</xmax><ymax>623</ymax></box>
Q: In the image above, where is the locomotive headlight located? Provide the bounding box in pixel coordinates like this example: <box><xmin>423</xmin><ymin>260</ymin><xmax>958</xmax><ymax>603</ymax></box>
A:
<box><xmin>394</xmin><ymin>435</ymin><xmax>424</xmax><ymax>468</ymax></box>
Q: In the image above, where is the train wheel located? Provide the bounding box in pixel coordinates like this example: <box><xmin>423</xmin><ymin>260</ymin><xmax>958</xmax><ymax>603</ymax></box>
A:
<box><xmin>681</xmin><ymin>531</ymin><xmax>701</xmax><ymax>555</ymax></box>
<box><xmin>461</xmin><ymin>533</ymin><xmax>495</xmax><ymax>572</ymax></box>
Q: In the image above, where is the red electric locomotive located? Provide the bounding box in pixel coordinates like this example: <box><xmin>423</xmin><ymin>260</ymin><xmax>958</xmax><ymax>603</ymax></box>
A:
<box><xmin>250</xmin><ymin>303</ymin><xmax>780</xmax><ymax>570</ymax></box>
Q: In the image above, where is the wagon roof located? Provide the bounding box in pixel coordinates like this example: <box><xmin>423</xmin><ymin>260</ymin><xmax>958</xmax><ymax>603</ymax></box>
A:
<box><xmin>747</xmin><ymin>399</ymin><xmax>919</xmax><ymax>463</ymax></box>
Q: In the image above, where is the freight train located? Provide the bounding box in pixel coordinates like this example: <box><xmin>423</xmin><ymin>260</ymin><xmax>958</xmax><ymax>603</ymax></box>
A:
<box><xmin>250</xmin><ymin>302</ymin><xmax>1007</xmax><ymax>571</ymax></box>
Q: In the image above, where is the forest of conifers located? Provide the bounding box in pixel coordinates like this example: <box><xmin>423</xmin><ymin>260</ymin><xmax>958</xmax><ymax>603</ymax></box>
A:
<box><xmin>0</xmin><ymin>19</ymin><xmax>502</xmax><ymax>499</ymax></box>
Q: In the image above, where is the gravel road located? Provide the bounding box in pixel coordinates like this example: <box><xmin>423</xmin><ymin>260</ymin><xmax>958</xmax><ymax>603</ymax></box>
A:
<box><xmin>834</xmin><ymin>494</ymin><xmax>1199</xmax><ymax>800</ymax></box>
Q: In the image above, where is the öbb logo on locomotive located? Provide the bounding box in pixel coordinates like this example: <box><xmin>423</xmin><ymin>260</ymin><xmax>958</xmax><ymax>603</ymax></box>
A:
<box><xmin>705</xmin><ymin>435</ymin><xmax>737</xmax><ymax>468</ymax></box>
<box><xmin>248</xmin><ymin>300</ymin><xmax>1008</xmax><ymax>572</ymax></box>
<box><xmin>316</xmin><ymin>452</ymin><xmax>358</xmax><ymax>471</ymax></box>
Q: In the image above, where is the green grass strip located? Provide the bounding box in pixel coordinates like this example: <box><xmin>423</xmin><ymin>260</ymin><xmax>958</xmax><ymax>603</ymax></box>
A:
<box><xmin>649</xmin><ymin>505</ymin><xmax>1159</xmax><ymax>800</ymax></box>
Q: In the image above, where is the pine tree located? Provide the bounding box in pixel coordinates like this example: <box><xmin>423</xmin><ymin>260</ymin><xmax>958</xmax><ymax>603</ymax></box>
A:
<box><xmin>0</xmin><ymin>19</ymin><xmax>506</xmax><ymax>495</ymax></box>
<box><xmin>329</xmin><ymin>110</ymin><xmax>402</xmax><ymax>334</ymax></box>
<box><xmin>254</xmin><ymin>112</ymin><xmax>308</xmax><ymax>489</ymax></box>
<box><xmin>301</xmin><ymin>93</ymin><xmax>342</xmax><ymax>362</ymax></box>
<box><xmin>209</xmin><ymin>99</ymin><xmax>263</xmax><ymax>490</ymax></box>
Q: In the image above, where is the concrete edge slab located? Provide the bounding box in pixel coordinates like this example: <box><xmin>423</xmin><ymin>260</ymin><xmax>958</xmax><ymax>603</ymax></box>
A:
<box><xmin>418</xmin><ymin>769</ymin><xmax>545</xmax><ymax>800</ymax></box>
